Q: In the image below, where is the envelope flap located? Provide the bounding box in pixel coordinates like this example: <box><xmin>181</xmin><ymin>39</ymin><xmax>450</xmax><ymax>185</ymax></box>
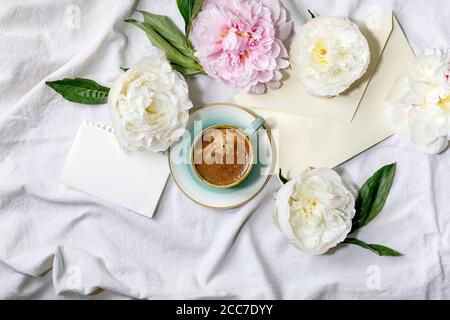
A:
<box><xmin>364</xmin><ymin>10</ymin><xmax>393</xmax><ymax>53</ymax></box>
<box><xmin>235</xmin><ymin>12</ymin><xmax>414</xmax><ymax>178</ymax></box>
<box><xmin>235</xmin><ymin>11</ymin><xmax>394</xmax><ymax>123</ymax></box>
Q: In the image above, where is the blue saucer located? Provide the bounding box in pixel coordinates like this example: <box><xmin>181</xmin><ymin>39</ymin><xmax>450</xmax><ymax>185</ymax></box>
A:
<box><xmin>168</xmin><ymin>103</ymin><xmax>274</xmax><ymax>209</ymax></box>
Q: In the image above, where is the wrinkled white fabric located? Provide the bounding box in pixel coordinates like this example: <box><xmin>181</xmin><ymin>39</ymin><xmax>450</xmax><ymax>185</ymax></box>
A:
<box><xmin>0</xmin><ymin>0</ymin><xmax>449</xmax><ymax>299</ymax></box>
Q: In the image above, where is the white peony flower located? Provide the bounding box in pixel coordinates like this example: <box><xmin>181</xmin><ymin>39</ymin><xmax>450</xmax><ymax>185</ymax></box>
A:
<box><xmin>290</xmin><ymin>16</ymin><xmax>370</xmax><ymax>97</ymax></box>
<box><xmin>274</xmin><ymin>167</ymin><xmax>355</xmax><ymax>255</ymax></box>
<box><xmin>108</xmin><ymin>50</ymin><xmax>193</xmax><ymax>152</ymax></box>
<box><xmin>386</xmin><ymin>49</ymin><xmax>450</xmax><ymax>154</ymax></box>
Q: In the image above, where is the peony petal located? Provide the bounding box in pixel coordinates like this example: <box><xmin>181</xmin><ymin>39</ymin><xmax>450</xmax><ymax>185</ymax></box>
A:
<box><xmin>191</xmin><ymin>0</ymin><xmax>291</xmax><ymax>92</ymax></box>
<box><xmin>266</xmin><ymin>80</ymin><xmax>281</xmax><ymax>90</ymax></box>
<box><xmin>274</xmin><ymin>179</ymin><xmax>300</xmax><ymax>244</ymax></box>
<box><xmin>108</xmin><ymin>49</ymin><xmax>192</xmax><ymax>152</ymax></box>
<box><xmin>290</xmin><ymin>16</ymin><xmax>370</xmax><ymax>97</ymax></box>
<box><xmin>249</xmin><ymin>82</ymin><xmax>266</xmax><ymax>94</ymax></box>
<box><xmin>273</xmin><ymin>167</ymin><xmax>355</xmax><ymax>255</ymax></box>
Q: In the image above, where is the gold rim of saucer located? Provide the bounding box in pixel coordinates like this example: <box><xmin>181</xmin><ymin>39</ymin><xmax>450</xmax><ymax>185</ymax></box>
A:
<box><xmin>168</xmin><ymin>102</ymin><xmax>275</xmax><ymax>210</ymax></box>
<box><xmin>190</xmin><ymin>124</ymin><xmax>255</xmax><ymax>189</ymax></box>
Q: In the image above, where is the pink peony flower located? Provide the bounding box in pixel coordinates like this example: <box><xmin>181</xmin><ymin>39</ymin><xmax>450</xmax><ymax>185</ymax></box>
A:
<box><xmin>190</xmin><ymin>0</ymin><xmax>292</xmax><ymax>94</ymax></box>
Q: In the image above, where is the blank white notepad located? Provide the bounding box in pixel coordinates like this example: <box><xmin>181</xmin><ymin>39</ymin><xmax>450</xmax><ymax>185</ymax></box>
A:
<box><xmin>61</xmin><ymin>122</ymin><xmax>169</xmax><ymax>218</ymax></box>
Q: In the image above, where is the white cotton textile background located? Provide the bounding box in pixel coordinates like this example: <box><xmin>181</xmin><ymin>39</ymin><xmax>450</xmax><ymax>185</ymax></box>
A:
<box><xmin>0</xmin><ymin>0</ymin><xmax>449</xmax><ymax>299</ymax></box>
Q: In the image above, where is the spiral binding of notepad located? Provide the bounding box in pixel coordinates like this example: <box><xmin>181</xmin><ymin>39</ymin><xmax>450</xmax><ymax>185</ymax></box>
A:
<box><xmin>84</xmin><ymin>121</ymin><xmax>115</xmax><ymax>133</ymax></box>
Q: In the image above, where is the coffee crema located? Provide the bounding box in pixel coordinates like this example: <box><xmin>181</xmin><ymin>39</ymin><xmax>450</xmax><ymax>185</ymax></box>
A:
<box><xmin>192</xmin><ymin>126</ymin><xmax>253</xmax><ymax>187</ymax></box>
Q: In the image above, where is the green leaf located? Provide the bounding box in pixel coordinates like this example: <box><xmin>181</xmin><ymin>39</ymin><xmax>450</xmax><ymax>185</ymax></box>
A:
<box><xmin>136</xmin><ymin>10</ymin><xmax>195</xmax><ymax>58</ymax></box>
<box><xmin>351</xmin><ymin>163</ymin><xmax>396</xmax><ymax>233</ymax></box>
<box><xmin>279</xmin><ymin>169</ymin><xmax>289</xmax><ymax>184</ymax></box>
<box><xmin>189</xmin><ymin>0</ymin><xmax>204</xmax><ymax>37</ymax></box>
<box><xmin>343</xmin><ymin>238</ymin><xmax>402</xmax><ymax>256</ymax></box>
<box><xmin>176</xmin><ymin>0</ymin><xmax>204</xmax><ymax>36</ymax></box>
<box><xmin>126</xmin><ymin>19</ymin><xmax>200</xmax><ymax>70</ymax></box>
<box><xmin>171</xmin><ymin>63</ymin><xmax>204</xmax><ymax>76</ymax></box>
<box><xmin>45</xmin><ymin>78</ymin><xmax>109</xmax><ymax>105</ymax></box>
<box><xmin>176</xmin><ymin>0</ymin><xmax>190</xmax><ymax>26</ymax></box>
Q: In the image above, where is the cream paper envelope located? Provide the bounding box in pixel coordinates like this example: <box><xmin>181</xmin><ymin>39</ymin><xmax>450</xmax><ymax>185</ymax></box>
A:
<box><xmin>236</xmin><ymin>11</ymin><xmax>395</xmax><ymax>122</ymax></box>
<box><xmin>61</xmin><ymin>122</ymin><xmax>169</xmax><ymax>218</ymax></box>
<box><xmin>235</xmin><ymin>12</ymin><xmax>415</xmax><ymax>178</ymax></box>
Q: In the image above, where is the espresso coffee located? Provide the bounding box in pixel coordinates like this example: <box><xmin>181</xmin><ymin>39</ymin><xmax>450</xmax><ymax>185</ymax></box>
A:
<box><xmin>193</xmin><ymin>126</ymin><xmax>253</xmax><ymax>187</ymax></box>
